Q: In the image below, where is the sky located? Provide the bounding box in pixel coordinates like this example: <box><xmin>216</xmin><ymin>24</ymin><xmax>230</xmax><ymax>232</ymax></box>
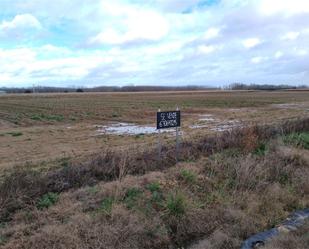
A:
<box><xmin>0</xmin><ymin>0</ymin><xmax>309</xmax><ymax>88</ymax></box>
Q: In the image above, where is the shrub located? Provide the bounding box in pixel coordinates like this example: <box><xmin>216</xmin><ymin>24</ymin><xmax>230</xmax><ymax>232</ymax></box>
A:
<box><xmin>37</xmin><ymin>192</ymin><xmax>59</xmax><ymax>210</ymax></box>
<box><xmin>166</xmin><ymin>192</ymin><xmax>187</xmax><ymax>217</ymax></box>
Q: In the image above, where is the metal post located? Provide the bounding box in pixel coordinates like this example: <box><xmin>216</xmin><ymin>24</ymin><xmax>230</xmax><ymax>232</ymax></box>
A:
<box><xmin>176</xmin><ymin>106</ymin><xmax>179</xmax><ymax>163</ymax></box>
<box><xmin>157</xmin><ymin>109</ymin><xmax>161</xmax><ymax>160</ymax></box>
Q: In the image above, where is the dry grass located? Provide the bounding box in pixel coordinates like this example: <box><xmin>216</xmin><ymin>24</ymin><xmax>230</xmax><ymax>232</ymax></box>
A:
<box><xmin>0</xmin><ymin>118</ymin><xmax>308</xmax><ymax>248</ymax></box>
<box><xmin>1</xmin><ymin>118</ymin><xmax>308</xmax><ymax>222</ymax></box>
<box><xmin>263</xmin><ymin>221</ymin><xmax>309</xmax><ymax>249</ymax></box>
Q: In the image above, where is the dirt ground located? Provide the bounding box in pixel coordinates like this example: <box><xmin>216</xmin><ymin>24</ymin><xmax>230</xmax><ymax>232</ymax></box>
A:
<box><xmin>0</xmin><ymin>90</ymin><xmax>308</xmax><ymax>171</ymax></box>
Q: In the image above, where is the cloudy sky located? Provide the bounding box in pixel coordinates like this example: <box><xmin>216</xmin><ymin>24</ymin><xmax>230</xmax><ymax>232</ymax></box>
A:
<box><xmin>0</xmin><ymin>0</ymin><xmax>309</xmax><ymax>87</ymax></box>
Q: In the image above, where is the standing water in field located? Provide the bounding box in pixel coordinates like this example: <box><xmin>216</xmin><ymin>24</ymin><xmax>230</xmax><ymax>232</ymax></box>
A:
<box><xmin>190</xmin><ymin>114</ymin><xmax>242</xmax><ymax>131</ymax></box>
<box><xmin>96</xmin><ymin>122</ymin><xmax>174</xmax><ymax>135</ymax></box>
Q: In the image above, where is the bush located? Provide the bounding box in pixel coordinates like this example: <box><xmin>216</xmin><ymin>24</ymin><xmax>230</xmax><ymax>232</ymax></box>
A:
<box><xmin>37</xmin><ymin>192</ymin><xmax>59</xmax><ymax>209</ymax></box>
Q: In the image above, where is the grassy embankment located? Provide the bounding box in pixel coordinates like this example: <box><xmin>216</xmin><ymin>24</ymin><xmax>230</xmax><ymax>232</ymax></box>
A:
<box><xmin>0</xmin><ymin>118</ymin><xmax>308</xmax><ymax>248</ymax></box>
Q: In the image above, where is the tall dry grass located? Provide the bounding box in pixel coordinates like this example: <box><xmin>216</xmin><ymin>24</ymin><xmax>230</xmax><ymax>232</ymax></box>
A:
<box><xmin>0</xmin><ymin>127</ymin><xmax>308</xmax><ymax>249</ymax></box>
<box><xmin>0</xmin><ymin>117</ymin><xmax>308</xmax><ymax>223</ymax></box>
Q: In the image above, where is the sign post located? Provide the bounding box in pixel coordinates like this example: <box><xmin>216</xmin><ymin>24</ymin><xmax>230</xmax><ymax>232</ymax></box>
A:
<box><xmin>176</xmin><ymin>107</ymin><xmax>180</xmax><ymax>163</ymax></box>
<box><xmin>157</xmin><ymin>109</ymin><xmax>162</xmax><ymax>160</ymax></box>
<box><xmin>156</xmin><ymin>109</ymin><xmax>181</xmax><ymax>162</ymax></box>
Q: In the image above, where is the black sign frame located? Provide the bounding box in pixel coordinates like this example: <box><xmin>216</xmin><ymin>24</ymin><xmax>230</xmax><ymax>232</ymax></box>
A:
<box><xmin>157</xmin><ymin>110</ymin><xmax>181</xmax><ymax>130</ymax></box>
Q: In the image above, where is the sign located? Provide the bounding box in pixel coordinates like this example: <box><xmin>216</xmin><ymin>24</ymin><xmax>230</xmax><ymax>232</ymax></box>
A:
<box><xmin>157</xmin><ymin>110</ymin><xmax>181</xmax><ymax>130</ymax></box>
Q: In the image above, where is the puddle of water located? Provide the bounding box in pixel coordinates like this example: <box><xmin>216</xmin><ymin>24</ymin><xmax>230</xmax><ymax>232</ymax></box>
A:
<box><xmin>199</xmin><ymin>117</ymin><xmax>216</xmax><ymax>121</ymax></box>
<box><xmin>190</xmin><ymin>118</ymin><xmax>241</xmax><ymax>132</ymax></box>
<box><xmin>273</xmin><ymin>103</ymin><xmax>305</xmax><ymax>109</ymax></box>
<box><xmin>190</xmin><ymin>124</ymin><xmax>209</xmax><ymax>129</ymax></box>
<box><xmin>97</xmin><ymin>122</ymin><xmax>174</xmax><ymax>135</ymax></box>
<box><xmin>198</xmin><ymin>114</ymin><xmax>216</xmax><ymax>122</ymax></box>
<box><xmin>211</xmin><ymin>121</ymin><xmax>241</xmax><ymax>132</ymax></box>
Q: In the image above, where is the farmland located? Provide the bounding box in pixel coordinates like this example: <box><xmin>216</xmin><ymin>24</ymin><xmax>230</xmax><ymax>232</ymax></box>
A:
<box><xmin>0</xmin><ymin>90</ymin><xmax>309</xmax><ymax>249</ymax></box>
<box><xmin>0</xmin><ymin>90</ymin><xmax>308</xmax><ymax>171</ymax></box>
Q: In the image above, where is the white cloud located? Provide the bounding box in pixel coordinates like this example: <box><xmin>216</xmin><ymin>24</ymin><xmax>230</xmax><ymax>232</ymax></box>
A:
<box><xmin>259</xmin><ymin>0</ymin><xmax>309</xmax><ymax>16</ymax></box>
<box><xmin>203</xmin><ymin>27</ymin><xmax>220</xmax><ymax>40</ymax></box>
<box><xmin>1</xmin><ymin>0</ymin><xmax>309</xmax><ymax>86</ymax></box>
<box><xmin>197</xmin><ymin>45</ymin><xmax>216</xmax><ymax>54</ymax></box>
<box><xmin>294</xmin><ymin>48</ymin><xmax>308</xmax><ymax>56</ymax></box>
<box><xmin>281</xmin><ymin>31</ymin><xmax>300</xmax><ymax>41</ymax></box>
<box><xmin>242</xmin><ymin>38</ymin><xmax>261</xmax><ymax>48</ymax></box>
<box><xmin>275</xmin><ymin>51</ymin><xmax>283</xmax><ymax>59</ymax></box>
<box><xmin>251</xmin><ymin>56</ymin><xmax>266</xmax><ymax>64</ymax></box>
<box><xmin>0</xmin><ymin>14</ymin><xmax>42</xmax><ymax>31</ymax></box>
<box><xmin>90</xmin><ymin>2</ymin><xmax>169</xmax><ymax>45</ymax></box>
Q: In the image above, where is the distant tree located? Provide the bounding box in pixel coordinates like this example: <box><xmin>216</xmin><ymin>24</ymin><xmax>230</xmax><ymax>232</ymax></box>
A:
<box><xmin>76</xmin><ymin>88</ymin><xmax>84</xmax><ymax>93</ymax></box>
<box><xmin>24</xmin><ymin>89</ymin><xmax>32</xmax><ymax>94</ymax></box>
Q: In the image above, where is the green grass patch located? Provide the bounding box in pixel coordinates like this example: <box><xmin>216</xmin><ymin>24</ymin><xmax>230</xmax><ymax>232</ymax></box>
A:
<box><xmin>123</xmin><ymin>187</ymin><xmax>143</xmax><ymax>209</ymax></box>
<box><xmin>254</xmin><ymin>143</ymin><xmax>268</xmax><ymax>156</ymax></box>
<box><xmin>283</xmin><ymin>132</ymin><xmax>309</xmax><ymax>149</ymax></box>
<box><xmin>180</xmin><ymin>169</ymin><xmax>197</xmax><ymax>184</ymax></box>
<box><xmin>7</xmin><ymin>132</ymin><xmax>23</xmax><ymax>137</ymax></box>
<box><xmin>31</xmin><ymin>114</ymin><xmax>64</xmax><ymax>122</ymax></box>
<box><xmin>87</xmin><ymin>186</ymin><xmax>99</xmax><ymax>195</ymax></box>
<box><xmin>37</xmin><ymin>192</ymin><xmax>59</xmax><ymax>210</ymax></box>
<box><xmin>146</xmin><ymin>182</ymin><xmax>164</xmax><ymax>207</ymax></box>
<box><xmin>166</xmin><ymin>192</ymin><xmax>187</xmax><ymax>217</ymax></box>
<box><xmin>0</xmin><ymin>235</ymin><xmax>8</xmax><ymax>246</ymax></box>
<box><xmin>99</xmin><ymin>197</ymin><xmax>114</xmax><ymax>215</ymax></box>
<box><xmin>146</xmin><ymin>182</ymin><xmax>161</xmax><ymax>193</ymax></box>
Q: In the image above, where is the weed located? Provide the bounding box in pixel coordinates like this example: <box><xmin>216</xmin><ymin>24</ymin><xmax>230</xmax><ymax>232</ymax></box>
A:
<box><xmin>31</xmin><ymin>114</ymin><xmax>64</xmax><ymax>122</ymax></box>
<box><xmin>254</xmin><ymin>143</ymin><xmax>268</xmax><ymax>156</ymax></box>
<box><xmin>59</xmin><ymin>157</ymin><xmax>70</xmax><ymax>167</ymax></box>
<box><xmin>146</xmin><ymin>182</ymin><xmax>164</xmax><ymax>207</ymax></box>
<box><xmin>166</xmin><ymin>192</ymin><xmax>187</xmax><ymax>217</ymax></box>
<box><xmin>135</xmin><ymin>134</ymin><xmax>144</xmax><ymax>139</ymax></box>
<box><xmin>37</xmin><ymin>192</ymin><xmax>59</xmax><ymax>210</ymax></box>
<box><xmin>283</xmin><ymin>132</ymin><xmax>309</xmax><ymax>149</ymax></box>
<box><xmin>99</xmin><ymin>197</ymin><xmax>114</xmax><ymax>215</ymax></box>
<box><xmin>30</xmin><ymin>114</ymin><xmax>42</xmax><ymax>121</ymax></box>
<box><xmin>7</xmin><ymin>132</ymin><xmax>23</xmax><ymax>137</ymax></box>
<box><xmin>123</xmin><ymin>187</ymin><xmax>143</xmax><ymax>209</ymax></box>
<box><xmin>180</xmin><ymin>169</ymin><xmax>197</xmax><ymax>184</ymax></box>
<box><xmin>112</xmin><ymin>112</ymin><xmax>120</xmax><ymax>118</ymax></box>
<box><xmin>0</xmin><ymin>235</ymin><xmax>7</xmax><ymax>245</ymax></box>
<box><xmin>146</xmin><ymin>182</ymin><xmax>161</xmax><ymax>193</ymax></box>
<box><xmin>279</xmin><ymin>172</ymin><xmax>290</xmax><ymax>185</ymax></box>
<box><xmin>87</xmin><ymin>186</ymin><xmax>99</xmax><ymax>194</ymax></box>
